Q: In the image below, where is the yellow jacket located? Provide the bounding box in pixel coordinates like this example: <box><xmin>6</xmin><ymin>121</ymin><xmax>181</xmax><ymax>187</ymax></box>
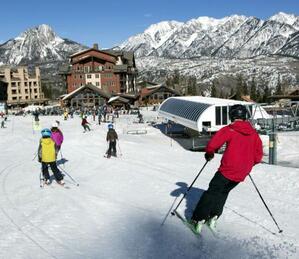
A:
<box><xmin>38</xmin><ymin>138</ymin><xmax>57</xmax><ymax>163</ymax></box>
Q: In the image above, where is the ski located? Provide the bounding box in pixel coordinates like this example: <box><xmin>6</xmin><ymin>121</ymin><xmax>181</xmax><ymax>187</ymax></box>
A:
<box><xmin>173</xmin><ymin>210</ymin><xmax>201</xmax><ymax>237</ymax></box>
<box><xmin>204</xmin><ymin>219</ymin><xmax>218</xmax><ymax>237</ymax></box>
<box><xmin>56</xmin><ymin>181</ymin><xmax>70</xmax><ymax>189</ymax></box>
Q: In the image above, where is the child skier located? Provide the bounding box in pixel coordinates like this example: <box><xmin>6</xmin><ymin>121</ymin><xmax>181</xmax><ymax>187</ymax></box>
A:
<box><xmin>38</xmin><ymin>128</ymin><xmax>64</xmax><ymax>185</ymax></box>
<box><xmin>81</xmin><ymin>116</ymin><xmax>91</xmax><ymax>132</ymax></box>
<box><xmin>189</xmin><ymin>104</ymin><xmax>263</xmax><ymax>234</ymax></box>
<box><xmin>106</xmin><ymin>123</ymin><xmax>118</xmax><ymax>158</ymax></box>
<box><xmin>51</xmin><ymin>122</ymin><xmax>64</xmax><ymax>151</ymax></box>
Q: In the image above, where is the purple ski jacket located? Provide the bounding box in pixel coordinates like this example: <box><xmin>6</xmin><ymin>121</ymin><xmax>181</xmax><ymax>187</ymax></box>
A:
<box><xmin>51</xmin><ymin>130</ymin><xmax>64</xmax><ymax>147</ymax></box>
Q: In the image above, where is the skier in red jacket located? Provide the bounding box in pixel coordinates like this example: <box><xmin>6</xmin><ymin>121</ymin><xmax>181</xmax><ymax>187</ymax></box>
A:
<box><xmin>189</xmin><ymin>104</ymin><xmax>263</xmax><ymax>234</ymax></box>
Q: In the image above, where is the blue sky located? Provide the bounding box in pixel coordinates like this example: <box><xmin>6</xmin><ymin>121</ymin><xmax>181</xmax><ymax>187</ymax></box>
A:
<box><xmin>0</xmin><ymin>0</ymin><xmax>298</xmax><ymax>48</ymax></box>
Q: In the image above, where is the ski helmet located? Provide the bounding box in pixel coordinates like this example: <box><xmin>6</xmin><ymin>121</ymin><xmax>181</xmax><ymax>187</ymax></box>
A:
<box><xmin>52</xmin><ymin>122</ymin><xmax>58</xmax><ymax>128</ymax></box>
<box><xmin>108</xmin><ymin>123</ymin><xmax>113</xmax><ymax>129</ymax></box>
<box><xmin>41</xmin><ymin>128</ymin><xmax>51</xmax><ymax>137</ymax></box>
<box><xmin>229</xmin><ymin>104</ymin><xmax>248</xmax><ymax>121</ymax></box>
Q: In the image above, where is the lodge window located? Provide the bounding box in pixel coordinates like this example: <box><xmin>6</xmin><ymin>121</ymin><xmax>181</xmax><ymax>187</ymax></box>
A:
<box><xmin>95</xmin><ymin>74</ymin><xmax>99</xmax><ymax>78</ymax></box>
<box><xmin>87</xmin><ymin>74</ymin><xmax>92</xmax><ymax>79</ymax></box>
<box><xmin>96</xmin><ymin>82</ymin><xmax>99</xmax><ymax>86</ymax></box>
<box><xmin>12</xmin><ymin>89</ymin><xmax>17</xmax><ymax>94</ymax></box>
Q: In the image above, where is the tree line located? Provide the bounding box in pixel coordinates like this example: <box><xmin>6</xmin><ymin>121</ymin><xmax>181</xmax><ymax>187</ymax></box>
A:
<box><xmin>165</xmin><ymin>70</ymin><xmax>286</xmax><ymax>103</ymax></box>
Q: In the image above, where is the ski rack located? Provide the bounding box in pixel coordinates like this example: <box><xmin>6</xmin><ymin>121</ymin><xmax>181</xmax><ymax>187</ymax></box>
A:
<box><xmin>126</xmin><ymin>129</ymin><xmax>147</xmax><ymax>135</ymax></box>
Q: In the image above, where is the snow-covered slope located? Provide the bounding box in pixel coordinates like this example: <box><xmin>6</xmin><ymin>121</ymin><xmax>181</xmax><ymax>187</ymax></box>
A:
<box><xmin>0</xmin><ymin>112</ymin><xmax>298</xmax><ymax>258</ymax></box>
<box><xmin>0</xmin><ymin>24</ymin><xmax>86</xmax><ymax>65</ymax></box>
<box><xmin>118</xmin><ymin>12</ymin><xmax>299</xmax><ymax>59</ymax></box>
<box><xmin>119</xmin><ymin>21</ymin><xmax>183</xmax><ymax>57</ymax></box>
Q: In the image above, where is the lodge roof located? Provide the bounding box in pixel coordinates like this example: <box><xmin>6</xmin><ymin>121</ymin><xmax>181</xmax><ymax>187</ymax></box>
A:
<box><xmin>62</xmin><ymin>84</ymin><xmax>111</xmax><ymax>101</ymax></box>
<box><xmin>70</xmin><ymin>48</ymin><xmax>117</xmax><ymax>58</ymax></box>
<box><xmin>140</xmin><ymin>84</ymin><xmax>181</xmax><ymax>99</ymax></box>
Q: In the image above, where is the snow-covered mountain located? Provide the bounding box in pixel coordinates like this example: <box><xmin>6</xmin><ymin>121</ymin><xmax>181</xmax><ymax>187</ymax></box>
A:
<box><xmin>118</xmin><ymin>12</ymin><xmax>299</xmax><ymax>59</ymax></box>
<box><xmin>0</xmin><ymin>24</ymin><xmax>86</xmax><ymax>65</ymax></box>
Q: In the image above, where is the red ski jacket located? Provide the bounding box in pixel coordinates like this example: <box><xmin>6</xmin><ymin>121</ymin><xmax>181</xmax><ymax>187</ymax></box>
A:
<box><xmin>205</xmin><ymin>120</ymin><xmax>263</xmax><ymax>182</ymax></box>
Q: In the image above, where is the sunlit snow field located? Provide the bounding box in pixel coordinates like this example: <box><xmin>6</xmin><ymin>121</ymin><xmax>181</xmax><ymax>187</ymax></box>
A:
<box><xmin>0</xmin><ymin>111</ymin><xmax>298</xmax><ymax>259</ymax></box>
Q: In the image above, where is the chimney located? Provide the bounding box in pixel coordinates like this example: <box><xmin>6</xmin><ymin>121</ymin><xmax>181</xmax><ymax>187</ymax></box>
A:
<box><xmin>93</xmin><ymin>43</ymin><xmax>99</xmax><ymax>50</ymax></box>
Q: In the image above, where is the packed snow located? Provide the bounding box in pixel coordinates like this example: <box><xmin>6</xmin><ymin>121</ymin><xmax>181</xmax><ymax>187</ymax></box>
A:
<box><xmin>0</xmin><ymin>110</ymin><xmax>298</xmax><ymax>259</ymax></box>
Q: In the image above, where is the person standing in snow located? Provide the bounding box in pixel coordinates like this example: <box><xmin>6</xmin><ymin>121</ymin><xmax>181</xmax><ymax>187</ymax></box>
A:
<box><xmin>1</xmin><ymin>117</ymin><xmax>5</xmax><ymax>128</ymax></box>
<box><xmin>38</xmin><ymin>128</ymin><xmax>64</xmax><ymax>185</ymax></box>
<box><xmin>189</xmin><ymin>104</ymin><xmax>263</xmax><ymax>233</ymax></box>
<box><xmin>81</xmin><ymin>116</ymin><xmax>91</xmax><ymax>132</ymax></box>
<box><xmin>51</xmin><ymin>122</ymin><xmax>64</xmax><ymax>151</ymax></box>
<box><xmin>106</xmin><ymin>123</ymin><xmax>118</xmax><ymax>158</ymax></box>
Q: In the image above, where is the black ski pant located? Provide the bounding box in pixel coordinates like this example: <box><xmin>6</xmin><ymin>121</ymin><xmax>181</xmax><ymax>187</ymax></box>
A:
<box><xmin>191</xmin><ymin>171</ymin><xmax>239</xmax><ymax>222</ymax></box>
<box><xmin>82</xmin><ymin>124</ymin><xmax>90</xmax><ymax>131</ymax></box>
<box><xmin>42</xmin><ymin>162</ymin><xmax>63</xmax><ymax>181</ymax></box>
<box><xmin>107</xmin><ymin>141</ymin><xmax>117</xmax><ymax>156</ymax></box>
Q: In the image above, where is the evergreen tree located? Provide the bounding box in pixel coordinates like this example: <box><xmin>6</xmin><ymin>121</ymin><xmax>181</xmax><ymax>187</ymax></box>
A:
<box><xmin>235</xmin><ymin>75</ymin><xmax>243</xmax><ymax>100</ymax></box>
<box><xmin>211</xmin><ymin>82</ymin><xmax>218</xmax><ymax>97</ymax></box>
<box><xmin>250</xmin><ymin>78</ymin><xmax>257</xmax><ymax>101</ymax></box>
<box><xmin>242</xmin><ymin>81</ymin><xmax>249</xmax><ymax>96</ymax></box>
<box><xmin>173</xmin><ymin>70</ymin><xmax>180</xmax><ymax>86</ymax></box>
<box><xmin>262</xmin><ymin>85</ymin><xmax>270</xmax><ymax>103</ymax></box>
<box><xmin>187</xmin><ymin>76</ymin><xmax>197</xmax><ymax>96</ymax></box>
<box><xmin>275</xmin><ymin>75</ymin><xmax>283</xmax><ymax>95</ymax></box>
<box><xmin>229</xmin><ymin>87</ymin><xmax>235</xmax><ymax>98</ymax></box>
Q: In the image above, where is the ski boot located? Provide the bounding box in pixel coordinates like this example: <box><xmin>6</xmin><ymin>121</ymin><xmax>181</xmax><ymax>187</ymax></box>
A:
<box><xmin>206</xmin><ymin>215</ymin><xmax>218</xmax><ymax>234</ymax></box>
<box><xmin>186</xmin><ymin>219</ymin><xmax>205</xmax><ymax>235</ymax></box>
<box><xmin>44</xmin><ymin>179</ymin><xmax>51</xmax><ymax>185</ymax></box>
<box><xmin>57</xmin><ymin>180</ymin><xmax>65</xmax><ymax>186</ymax></box>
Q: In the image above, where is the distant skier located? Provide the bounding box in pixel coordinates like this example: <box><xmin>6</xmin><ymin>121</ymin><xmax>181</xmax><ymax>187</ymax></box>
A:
<box><xmin>106</xmin><ymin>123</ymin><xmax>118</xmax><ymax>158</ymax></box>
<box><xmin>38</xmin><ymin>128</ymin><xmax>64</xmax><ymax>185</ymax></box>
<box><xmin>1</xmin><ymin>117</ymin><xmax>5</xmax><ymax>128</ymax></box>
<box><xmin>63</xmin><ymin>110</ymin><xmax>68</xmax><ymax>120</ymax></box>
<box><xmin>51</xmin><ymin>122</ymin><xmax>64</xmax><ymax>151</ymax></box>
<box><xmin>81</xmin><ymin>116</ymin><xmax>91</xmax><ymax>132</ymax></box>
<box><xmin>137</xmin><ymin>110</ymin><xmax>144</xmax><ymax>123</ymax></box>
<box><xmin>33</xmin><ymin>110</ymin><xmax>39</xmax><ymax>125</ymax></box>
<box><xmin>188</xmin><ymin>104</ymin><xmax>263</xmax><ymax>234</ymax></box>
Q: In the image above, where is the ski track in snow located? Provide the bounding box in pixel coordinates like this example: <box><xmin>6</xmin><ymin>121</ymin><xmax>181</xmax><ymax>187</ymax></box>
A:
<box><xmin>0</xmin><ymin>113</ymin><xmax>298</xmax><ymax>259</ymax></box>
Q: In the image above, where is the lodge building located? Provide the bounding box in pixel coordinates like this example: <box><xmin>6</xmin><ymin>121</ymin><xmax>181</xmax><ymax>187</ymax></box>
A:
<box><xmin>0</xmin><ymin>66</ymin><xmax>46</xmax><ymax>109</ymax></box>
<box><xmin>66</xmin><ymin>44</ymin><xmax>137</xmax><ymax>95</ymax></box>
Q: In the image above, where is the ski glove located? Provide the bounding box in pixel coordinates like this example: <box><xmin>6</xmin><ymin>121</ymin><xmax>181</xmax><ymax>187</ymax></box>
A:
<box><xmin>204</xmin><ymin>152</ymin><xmax>214</xmax><ymax>161</ymax></box>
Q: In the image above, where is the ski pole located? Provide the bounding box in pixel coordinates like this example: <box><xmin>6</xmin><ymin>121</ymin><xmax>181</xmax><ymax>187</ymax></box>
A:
<box><xmin>32</xmin><ymin>152</ymin><xmax>38</xmax><ymax>161</ymax></box>
<box><xmin>161</xmin><ymin>196</ymin><xmax>179</xmax><ymax>226</ymax></box>
<box><xmin>117</xmin><ymin>141</ymin><xmax>122</xmax><ymax>157</ymax></box>
<box><xmin>249</xmin><ymin>174</ymin><xmax>283</xmax><ymax>233</ymax></box>
<box><xmin>171</xmin><ymin>160</ymin><xmax>208</xmax><ymax>215</ymax></box>
<box><xmin>39</xmin><ymin>172</ymin><xmax>43</xmax><ymax>188</ymax></box>
<box><xmin>58</xmin><ymin>166</ymin><xmax>80</xmax><ymax>186</ymax></box>
<box><xmin>59</xmin><ymin>149</ymin><xmax>65</xmax><ymax>169</ymax></box>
